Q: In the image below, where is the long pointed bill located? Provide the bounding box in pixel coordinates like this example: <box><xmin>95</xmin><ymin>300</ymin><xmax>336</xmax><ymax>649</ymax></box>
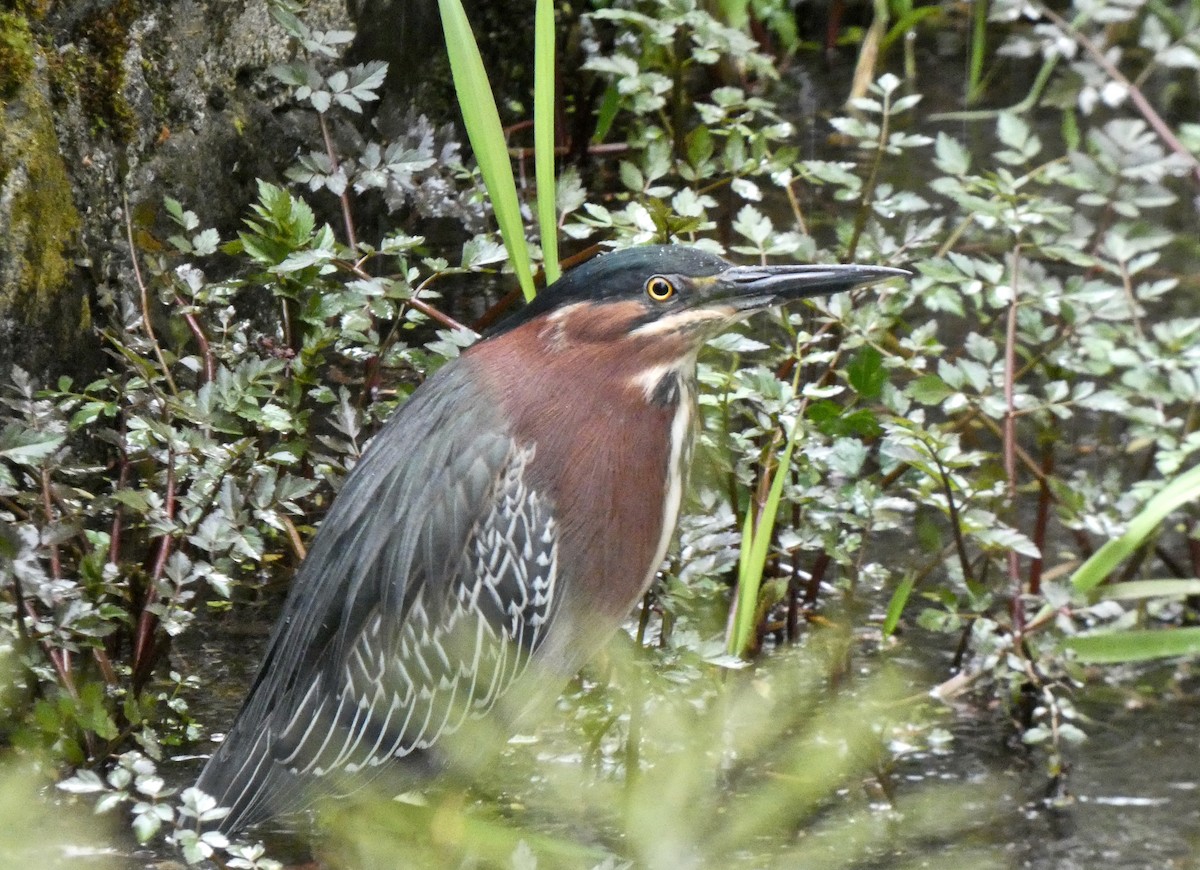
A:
<box><xmin>716</xmin><ymin>264</ymin><xmax>910</xmax><ymax>312</ymax></box>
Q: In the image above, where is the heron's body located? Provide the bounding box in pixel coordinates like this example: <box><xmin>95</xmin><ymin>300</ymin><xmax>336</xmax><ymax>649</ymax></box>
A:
<box><xmin>195</xmin><ymin>246</ymin><xmax>905</xmax><ymax>832</ymax></box>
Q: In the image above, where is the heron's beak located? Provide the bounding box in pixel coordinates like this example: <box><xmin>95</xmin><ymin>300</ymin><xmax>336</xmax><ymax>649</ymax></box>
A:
<box><xmin>715</xmin><ymin>264</ymin><xmax>910</xmax><ymax>312</ymax></box>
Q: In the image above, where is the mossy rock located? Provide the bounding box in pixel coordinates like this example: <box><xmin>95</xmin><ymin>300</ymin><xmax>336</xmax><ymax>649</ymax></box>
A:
<box><xmin>0</xmin><ymin>11</ymin><xmax>92</xmax><ymax>379</ymax></box>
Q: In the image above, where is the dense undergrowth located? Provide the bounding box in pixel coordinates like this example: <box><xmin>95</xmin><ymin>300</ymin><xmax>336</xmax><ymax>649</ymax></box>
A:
<box><xmin>2</xmin><ymin>0</ymin><xmax>1200</xmax><ymax>865</ymax></box>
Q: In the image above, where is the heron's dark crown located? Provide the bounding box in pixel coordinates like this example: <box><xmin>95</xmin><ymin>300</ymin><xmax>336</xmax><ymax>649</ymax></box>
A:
<box><xmin>489</xmin><ymin>245</ymin><xmax>730</xmax><ymax>338</ymax></box>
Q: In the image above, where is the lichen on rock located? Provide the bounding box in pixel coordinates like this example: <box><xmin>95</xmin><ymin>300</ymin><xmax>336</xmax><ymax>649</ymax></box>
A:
<box><xmin>0</xmin><ymin>10</ymin><xmax>88</xmax><ymax>377</ymax></box>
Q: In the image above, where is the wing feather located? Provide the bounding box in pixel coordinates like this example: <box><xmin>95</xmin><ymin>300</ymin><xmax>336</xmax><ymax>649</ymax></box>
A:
<box><xmin>196</xmin><ymin>362</ymin><xmax>562</xmax><ymax>832</ymax></box>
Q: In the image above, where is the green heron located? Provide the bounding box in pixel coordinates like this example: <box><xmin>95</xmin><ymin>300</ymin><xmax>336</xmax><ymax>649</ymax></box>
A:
<box><xmin>195</xmin><ymin>245</ymin><xmax>906</xmax><ymax>832</ymax></box>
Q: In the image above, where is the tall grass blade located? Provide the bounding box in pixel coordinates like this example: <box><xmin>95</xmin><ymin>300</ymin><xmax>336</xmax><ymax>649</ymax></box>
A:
<box><xmin>728</xmin><ymin>422</ymin><xmax>800</xmax><ymax>658</ymax></box>
<box><xmin>882</xmin><ymin>571</ymin><xmax>916</xmax><ymax>638</ymax></box>
<box><xmin>1095</xmin><ymin>579</ymin><xmax>1200</xmax><ymax>601</ymax></box>
<box><xmin>1071</xmin><ymin>463</ymin><xmax>1200</xmax><ymax>593</ymax></box>
<box><xmin>1064</xmin><ymin>627</ymin><xmax>1200</xmax><ymax>663</ymax></box>
<box><xmin>438</xmin><ymin>0</ymin><xmax>536</xmax><ymax>300</ymax></box>
<box><xmin>534</xmin><ymin>0</ymin><xmax>560</xmax><ymax>284</ymax></box>
<box><xmin>967</xmin><ymin>0</ymin><xmax>988</xmax><ymax>103</ymax></box>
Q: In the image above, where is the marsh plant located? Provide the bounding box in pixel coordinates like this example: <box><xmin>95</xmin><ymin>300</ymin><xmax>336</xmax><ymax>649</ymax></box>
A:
<box><xmin>2</xmin><ymin>0</ymin><xmax>1199</xmax><ymax>864</ymax></box>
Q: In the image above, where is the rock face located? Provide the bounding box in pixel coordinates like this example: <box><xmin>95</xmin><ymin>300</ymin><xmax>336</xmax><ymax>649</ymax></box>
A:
<box><xmin>0</xmin><ymin>0</ymin><xmax>549</xmax><ymax>381</ymax></box>
<box><xmin>1</xmin><ymin>10</ymin><xmax>86</xmax><ymax>378</ymax></box>
<box><xmin>0</xmin><ymin>0</ymin><xmax>351</xmax><ymax>380</ymax></box>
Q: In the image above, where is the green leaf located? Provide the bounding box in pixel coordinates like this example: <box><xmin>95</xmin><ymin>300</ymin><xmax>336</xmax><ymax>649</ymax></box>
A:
<box><xmin>56</xmin><ymin>770</ymin><xmax>106</xmax><ymax>794</ymax></box>
<box><xmin>0</xmin><ymin>425</ymin><xmax>65</xmax><ymax>466</ymax></box>
<box><xmin>881</xmin><ymin>6</ymin><xmax>942</xmax><ymax>51</ymax></box>
<box><xmin>846</xmin><ymin>346</ymin><xmax>886</xmax><ymax>400</ymax></box>
<box><xmin>79</xmin><ymin>684</ymin><xmax>119</xmax><ymax>740</ymax></box>
<box><xmin>111</xmin><ymin>489</ymin><xmax>152</xmax><ymax>513</ymax></box>
<box><xmin>620</xmin><ymin>161</ymin><xmax>644</xmax><ymax>193</ymax></box>
<box><xmin>908</xmin><ymin>374</ymin><xmax>954</xmax><ymax>404</ymax></box>
<box><xmin>997</xmin><ymin>112</ymin><xmax>1031</xmax><ymax>151</ymax></box>
<box><xmin>686</xmin><ymin>125</ymin><xmax>714</xmax><ymax>168</ymax></box>
<box><xmin>933</xmin><ymin>132</ymin><xmax>970</xmax><ymax>176</ymax></box>
<box><xmin>592</xmin><ymin>84</ymin><xmax>621</xmax><ymax>143</ymax></box>
<box><xmin>807</xmin><ymin>401</ymin><xmax>880</xmax><ymax>438</ymax></box>
<box><xmin>1064</xmin><ymin>627</ymin><xmax>1200</xmax><ymax>663</ymax></box>
<box><xmin>438</xmin><ymin>0</ymin><xmax>535</xmax><ymax>300</ymax></box>
<box><xmin>882</xmin><ymin>572</ymin><xmax>917</xmax><ymax>637</ymax></box>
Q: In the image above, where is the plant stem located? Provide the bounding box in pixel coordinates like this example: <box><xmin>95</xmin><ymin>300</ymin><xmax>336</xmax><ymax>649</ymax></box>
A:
<box><xmin>133</xmin><ymin>444</ymin><xmax>177</xmax><ymax>685</ymax></box>
<box><xmin>338</xmin><ymin>260</ymin><xmax>473</xmax><ymax>334</ymax></box>
<box><xmin>845</xmin><ymin>88</ymin><xmax>890</xmax><ymax>261</ymax></box>
<box><xmin>173</xmin><ymin>296</ymin><xmax>216</xmax><ymax>384</ymax></box>
<box><xmin>930</xmin><ymin>447</ymin><xmax>977</xmax><ymax>589</ymax></box>
<box><xmin>319</xmin><ymin>112</ymin><xmax>360</xmax><ymax>251</ymax></box>
<box><xmin>125</xmin><ymin>199</ymin><xmax>178</xmax><ymax>397</ymax></box>
<box><xmin>1028</xmin><ymin>437</ymin><xmax>1055</xmax><ymax>596</ymax></box>
<box><xmin>1004</xmin><ymin>245</ymin><xmax>1024</xmax><ymax>640</ymax></box>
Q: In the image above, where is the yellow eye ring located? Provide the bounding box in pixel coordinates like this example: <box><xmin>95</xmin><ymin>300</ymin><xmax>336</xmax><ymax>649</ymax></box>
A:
<box><xmin>646</xmin><ymin>276</ymin><xmax>676</xmax><ymax>302</ymax></box>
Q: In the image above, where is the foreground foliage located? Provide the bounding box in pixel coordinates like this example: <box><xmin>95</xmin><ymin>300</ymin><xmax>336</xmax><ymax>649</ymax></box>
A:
<box><xmin>1</xmin><ymin>0</ymin><xmax>1199</xmax><ymax>864</ymax></box>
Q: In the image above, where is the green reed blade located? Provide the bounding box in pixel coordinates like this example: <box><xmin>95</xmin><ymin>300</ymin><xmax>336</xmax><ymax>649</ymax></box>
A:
<box><xmin>438</xmin><ymin>0</ymin><xmax>536</xmax><ymax>300</ymax></box>
<box><xmin>535</xmin><ymin>0</ymin><xmax>560</xmax><ymax>284</ymax></box>
<box><xmin>729</xmin><ymin>422</ymin><xmax>799</xmax><ymax>658</ymax></box>
<box><xmin>1072</xmin><ymin>463</ymin><xmax>1200</xmax><ymax>593</ymax></box>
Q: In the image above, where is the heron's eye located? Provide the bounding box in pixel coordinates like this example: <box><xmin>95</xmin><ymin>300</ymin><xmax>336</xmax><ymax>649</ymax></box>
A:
<box><xmin>646</xmin><ymin>276</ymin><xmax>676</xmax><ymax>302</ymax></box>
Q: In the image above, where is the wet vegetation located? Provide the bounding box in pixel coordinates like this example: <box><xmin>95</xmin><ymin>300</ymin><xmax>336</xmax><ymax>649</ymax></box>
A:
<box><xmin>2</xmin><ymin>0</ymin><xmax>1200</xmax><ymax>865</ymax></box>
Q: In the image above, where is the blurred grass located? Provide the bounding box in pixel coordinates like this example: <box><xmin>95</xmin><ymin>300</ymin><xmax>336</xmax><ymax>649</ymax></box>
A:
<box><xmin>0</xmin><ymin>622</ymin><xmax>998</xmax><ymax>867</ymax></box>
<box><xmin>0</xmin><ymin>762</ymin><xmax>117</xmax><ymax>869</ymax></box>
<box><xmin>0</xmin><ymin>650</ymin><xmax>117</xmax><ymax>869</ymax></box>
<box><xmin>312</xmin><ymin>638</ymin><xmax>1001</xmax><ymax>869</ymax></box>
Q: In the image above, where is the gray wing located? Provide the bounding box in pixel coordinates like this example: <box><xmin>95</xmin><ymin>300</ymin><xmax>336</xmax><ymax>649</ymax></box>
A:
<box><xmin>196</xmin><ymin>363</ymin><xmax>561</xmax><ymax>831</ymax></box>
<box><xmin>277</xmin><ymin>442</ymin><xmax>559</xmax><ymax>775</ymax></box>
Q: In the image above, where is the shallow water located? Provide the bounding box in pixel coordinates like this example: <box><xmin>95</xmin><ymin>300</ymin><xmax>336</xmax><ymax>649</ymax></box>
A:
<box><xmin>148</xmin><ymin>601</ymin><xmax>1200</xmax><ymax>869</ymax></box>
<box><xmin>990</xmin><ymin>691</ymin><xmax>1200</xmax><ymax>868</ymax></box>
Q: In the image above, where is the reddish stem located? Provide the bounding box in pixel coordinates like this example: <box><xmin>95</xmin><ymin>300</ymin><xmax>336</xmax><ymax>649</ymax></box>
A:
<box><xmin>1027</xmin><ymin>440</ymin><xmax>1055</xmax><ymax>596</ymax></box>
<box><xmin>132</xmin><ymin>446</ymin><xmax>177</xmax><ymax>681</ymax></box>
<box><xmin>39</xmin><ymin>469</ymin><xmax>62</xmax><ymax>581</ymax></box>
<box><xmin>38</xmin><ymin>468</ymin><xmax>71</xmax><ymax>679</ymax></box>
<box><xmin>337</xmin><ymin>260</ymin><xmax>472</xmax><ymax>334</ymax></box>
<box><xmin>108</xmin><ymin>424</ymin><xmax>130</xmax><ymax>566</ymax></box>
<box><xmin>318</xmin><ymin>112</ymin><xmax>359</xmax><ymax>251</ymax></box>
<box><xmin>1004</xmin><ymin>247</ymin><xmax>1025</xmax><ymax>640</ymax></box>
<box><xmin>177</xmin><ymin>304</ymin><xmax>215</xmax><ymax>384</ymax></box>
